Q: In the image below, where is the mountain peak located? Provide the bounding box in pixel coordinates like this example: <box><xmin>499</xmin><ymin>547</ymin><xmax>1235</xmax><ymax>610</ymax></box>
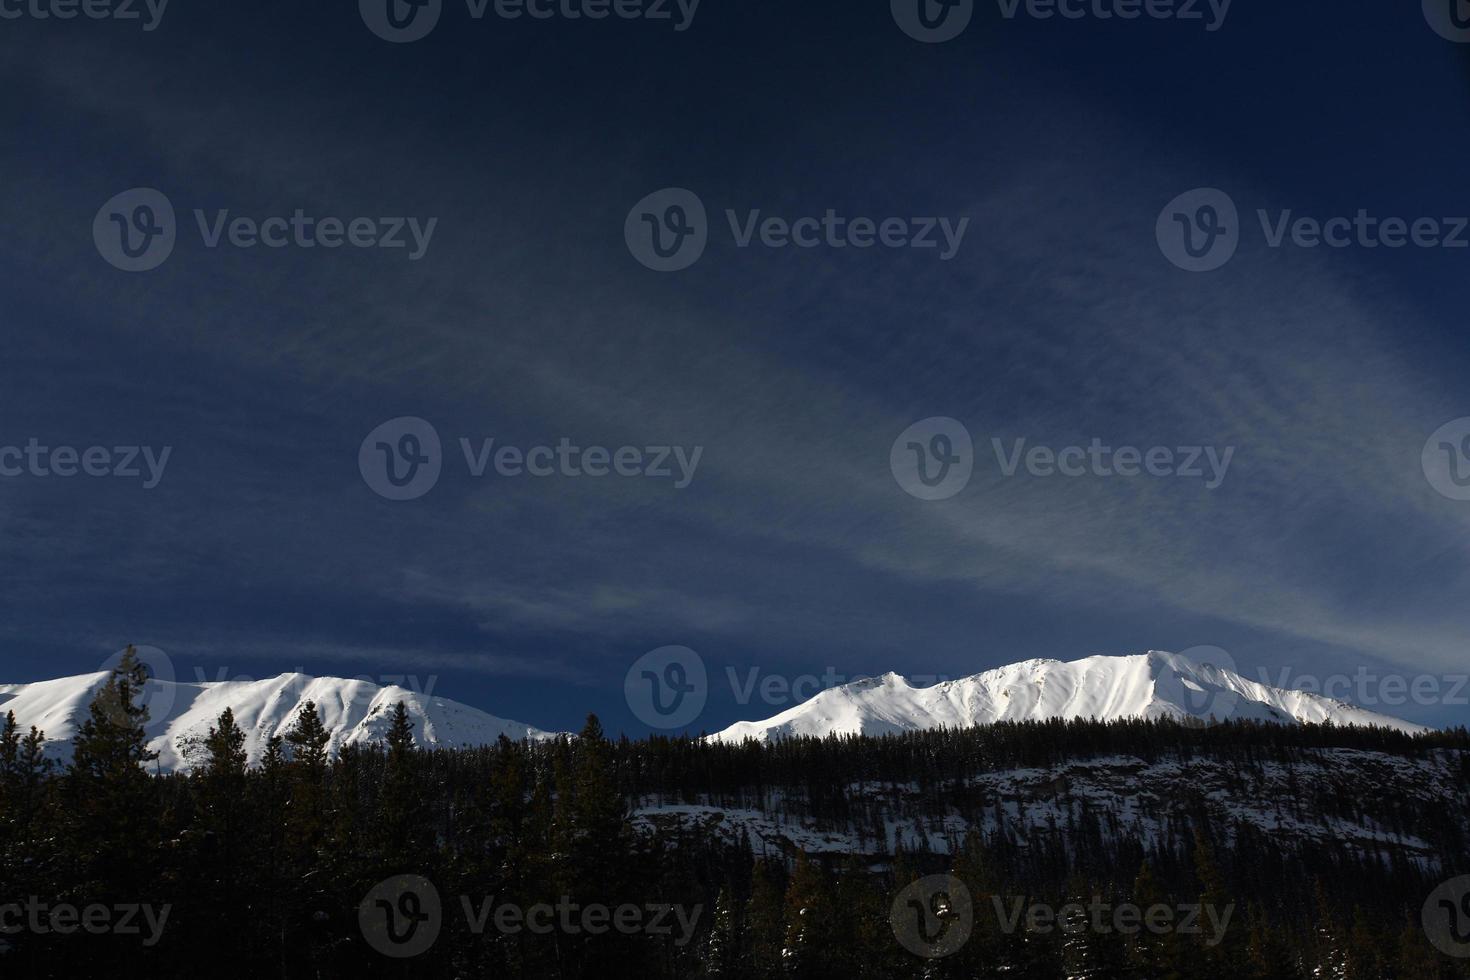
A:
<box><xmin>0</xmin><ymin>670</ymin><xmax>559</xmax><ymax>772</ymax></box>
<box><xmin>710</xmin><ymin>651</ymin><xmax>1427</xmax><ymax>743</ymax></box>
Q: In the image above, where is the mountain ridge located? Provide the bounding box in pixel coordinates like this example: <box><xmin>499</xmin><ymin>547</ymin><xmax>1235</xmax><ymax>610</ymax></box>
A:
<box><xmin>0</xmin><ymin>651</ymin><xmax>1430</xmax><ymax>771</ymax></box>
<box><xmin>709</xmin><ymin>650</ymin><xmax>1428</xmax><ymax>742</ymax></box>
<box><xmin>0</xmin><ymin>670</ymin><xmax>557</xmax><ymax>772</ymax></box>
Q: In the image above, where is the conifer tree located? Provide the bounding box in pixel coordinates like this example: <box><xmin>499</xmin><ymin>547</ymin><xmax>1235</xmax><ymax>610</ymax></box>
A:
<box><xmin>558</xmin><ymin>714</ymin><xmax>630</xmax><ymax>899</ymax></box>
<box><xmin>1245</xmin><ymin>904</ymin><xmax>1301</xmax><ymax>980</ymax></box>
<box><xmin>745</xmin><ymin>858</ymin><xmax>787</xmax><ymax>978</ymax></box>
<box><xmin>1193</xmin><ymin>830</ymin><xmax>1244</xmax><ymax>978</ymax></box>
<box><xmin>380</xmin><ymin>700</ymin><xmax>423</xmax><ymax>866</ymax></box>
<box><xmin>65</xmin><ymin>646</ymin><xmax>160</xmax><ymax>901</ymax></box>
<box><xmin>0</xmin><ymin>713</ymin><xmax>41</xmax><ymax>846</ymax></box>
<box><xmin>70</xmin><ymin>645</ymin><xmax>158</xmax><ymax>778</ymax></box>
<box><xmin>385</xmin><ymin>701</ymin><xmax>414</xmax><ymax>762</ymax></box>
<box><xmin>782</xmin><ymin>852</ymin><xmax>834</xmax><ymax>978</ymax></box>
<box><xmin>1392</xmin><ymin>915</ymin><xmax>1441</xmax><ymax>980</ymax></box>
<box><xmin>285</xmin><ymin>700</ymin><xmax>330</xmax><ymax>773</ymax></box>
<box><xmin>0</xmin><ymin>710</ymin><xmax>19</xmax><ymax>785</ymax></box>
<box><xmin>17</xmin><ymin>726</ymin><xmax>49</xmax><ymax>787</ymax></box>
<box><xmin>283</xmin><ymin>700</ymin><xmax>332</xmax><ymax>855</ymax></box>
<box><xmin>949</xmin><ymin>830</ymin><xmax>1011</xmax><ymax>976</ymax></box>
<box><xmin>261</xmin><ymin>733</ymin><xmax>286</xmax><ymax>776</ymax></box>
<box><xmin>1311</xmin><ymin>879</ymin><xmax>1347</xmax><ymax>980</ymax></box>
<box><xmin>1342</xmin><ymin>906</ymin><xmax>1384</xmax><ymax>980</ymax></box>
<box><xmin>1128</xmin><ymin>860</ymin><xmax>1185</xmax><ymax>979</ymax></box>
<box><xmin>198</xmin><ymin>705</ymin><xmax>250</xmax><ymax>852</ymax></box>
<box><xmin>204</xmin><ymin>706</ymin><xmax>248</xmax><ymax>781</ymax></box>
<box><xmin>703</xmin><ymin>886</ymin><xmax>741</xmax><ymax>977</ymax></box>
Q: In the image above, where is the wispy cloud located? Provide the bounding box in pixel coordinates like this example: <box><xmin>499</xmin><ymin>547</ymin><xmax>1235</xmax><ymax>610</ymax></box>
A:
<box><xmin>3</xmin><ymin>25</ymin><xmax>1466</xmax><ymax>703</ymax></box>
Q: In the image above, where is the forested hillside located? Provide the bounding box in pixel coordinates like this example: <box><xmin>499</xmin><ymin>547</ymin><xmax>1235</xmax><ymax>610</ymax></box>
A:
<box><xmin>2</xmin><ymin>652</ymin><xmax>1468</xmax><ymax>978</ymax></box>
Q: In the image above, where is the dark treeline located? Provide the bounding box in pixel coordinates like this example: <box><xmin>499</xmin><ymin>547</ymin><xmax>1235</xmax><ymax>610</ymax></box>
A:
<box><xmin>2</xmin><ymin>650</ymin><xmax>1468</xmax><ymax>978</ymax></box>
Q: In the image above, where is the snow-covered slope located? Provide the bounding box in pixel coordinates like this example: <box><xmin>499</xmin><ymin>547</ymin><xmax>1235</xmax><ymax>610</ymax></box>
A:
<box><xmin>636</xmin><ymin>746</ymin><xmax>1461</xmax><ymax>862</ymax></box>
<box><xmin>710</xmin><ymin>651</ymin><xmax>1427</xmax><ymax>743</ymax></box>
<box><xmin>0</xmin><ymin>671</ymin><xmax>558</xmax><ymax>772</ymax></box>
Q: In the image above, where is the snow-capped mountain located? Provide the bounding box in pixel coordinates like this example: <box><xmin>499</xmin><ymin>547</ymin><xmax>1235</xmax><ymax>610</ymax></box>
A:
<box><xmin>0</xmin><ymin>671</ymin><xmax>558</xmax><ymax>772</ymax></box>
<box><xmin>710</xmin><ymin>651</ymin><xmax>1428</xmax><ymax>743</ymax></box>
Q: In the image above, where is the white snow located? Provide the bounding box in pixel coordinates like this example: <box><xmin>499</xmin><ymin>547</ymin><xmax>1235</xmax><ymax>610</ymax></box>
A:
<box><xmin>632</xmin><ymin>747</ymin><xmax>1457</xmax><ymax>863</ymax></box>
<box><xmin>0</xmin><ymin>650</ymin><xmax>1429</xmax><ymax>773</ymax></box>
<box><xmin>0</xmin><ymin>670</ymin><xmax>558</xmax><ymax>772</ymax></box>
<box><xmin>709</xmin><ymin>651</ymin><xmax>1427</xmax><ymax>743</ymax></box>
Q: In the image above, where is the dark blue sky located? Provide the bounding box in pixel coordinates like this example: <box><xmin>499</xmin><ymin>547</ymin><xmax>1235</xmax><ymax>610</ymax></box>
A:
<box><xmin>2</xmin><ymin>0</ymin><xmax>1468</xmax><ymax>734</ymax></box>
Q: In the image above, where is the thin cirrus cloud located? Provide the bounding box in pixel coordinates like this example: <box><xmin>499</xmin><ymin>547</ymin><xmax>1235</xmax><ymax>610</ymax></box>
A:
<box><xmin>0</xmin><ymin>22</ymin><xmax>1466</xmax><ymax>703</ymax></box>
